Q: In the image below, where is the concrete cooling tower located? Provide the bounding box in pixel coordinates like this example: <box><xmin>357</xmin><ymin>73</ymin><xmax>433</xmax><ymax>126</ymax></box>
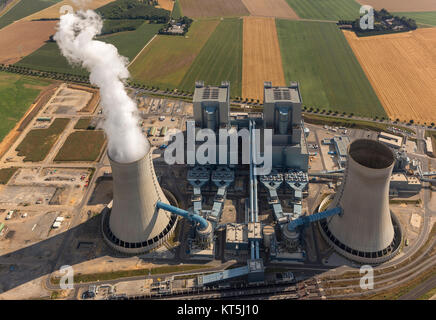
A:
<box><xmin>319</xmin><ymin>139</ymin><xmax>402</xmax><ymax>264</ymax></box>
<box><xmin>102</xmin><ymin>150</ymin><xmax>177</xmax><ymax>254</ymax></box>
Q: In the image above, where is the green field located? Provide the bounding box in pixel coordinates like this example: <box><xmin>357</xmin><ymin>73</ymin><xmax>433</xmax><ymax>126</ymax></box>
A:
<box><xmin>54</xmin><ymin>131</ymin><xmax>105</xmax><ymax>162</ymax></box>
<box><xmin>16</xmin><ymin>21</ymin><xmax>163</xmax><ymax>75</ymax></box>
<box><xmin>16</xmin><ymin>118</ymin><xmax>69</xmax><ymax>162</ymax></box>
<box><xmin>0</xmin><ymin>71</ymin><xmax>52</xmax><ymax>142</ymax></box>
<box><xmin>0</xmin><ymin>0</ymin><xmax>60</xmax><ymax>30</ymax></box>
<box><xmin>129</xmin><ymin>19</ymin><xmax>219</xmax><ymax>90</ymax></box>
<box><xmin>179</xmin><ymin>18</ymin><xmax>242</xmax><ymax>97</ymax></box>
<box><xmin>393</xmin><ymin>11</ymin><xmax>436</xmax><ymax>27</ymax></box>
<box><xmin>285</xmin><ymin>0</ymin><xmax>361</xmax><ymax>21</ymax></box>
<box><xmin>74</xmin><ymin>117</ymin><xmax>92</xmax><ymax>130</ymax></box>
<box><xmin>0</xmin><ymin>167</ymin><xmax>18</xmax><ymax>184</ymax></box>
<box><xmin>276</xmin><ymin>20</ymin><xmax>385</xmax><ymax>117</ymax></box>
<box><xmin>172</xmin><ymin>0</ymin><xmax>182</xmax><ymax>19</ymax></box>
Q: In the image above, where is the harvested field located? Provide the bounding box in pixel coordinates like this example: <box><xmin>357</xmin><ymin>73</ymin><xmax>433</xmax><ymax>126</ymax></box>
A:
<box><xmin>285</xmin><ymin>0</ymin><xmax>360</xmax><ymax>21</ymax></box>
<box><xmin>129</xmin><ymin>19</ymin><xmax>219</xmax><ymax>89</ymax></box>
<box><xmin>242</xmin><ymin>17</ymin><xmax>285</xmax><ymax>101</ymax></box>
<box><xmin>24</xmin><ymin>0</ymin><xmax>115</xmax><ymax>20</ymax></box>
<box><xmin>343</xmin><ymin>28</ymin><xmax>436</xmax><ymax>124</ymax></box>
<box><xmin>241</xmin><ymin>0</ymin><xmax>299</xmax><ymax>19</ymax></box>
<box><xmin>157</xmin><ymin>0</ymin><xmax>174</xmax><ymax>11</ymax></box>
<box><xmin>357</xmin><ymin>0</ymin><xmax>436</xmax><ymax>12</ymax></box>
<box><xmin>179</xmin><ymin>0</ymin><xmax>249</xmax><ymax>18</ymax></box>
<box><xmin>54</xmin><ymin>131</ymin><xmax>106</xmax><ymax>162</ymax></box>
<box><xmin>0</xmin><ymin>20</ymin><xmax>57</xmax><ymax>64</ymax></box>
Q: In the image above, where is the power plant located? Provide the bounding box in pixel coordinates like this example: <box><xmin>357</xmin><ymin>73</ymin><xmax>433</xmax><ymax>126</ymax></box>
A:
<box><xmin>319</xmin><ymin>139</ymin><xmax>402</xmax><ymax>264</ymax></box>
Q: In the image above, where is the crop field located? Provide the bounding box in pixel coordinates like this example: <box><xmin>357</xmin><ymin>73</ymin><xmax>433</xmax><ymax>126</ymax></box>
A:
<box><xmin>276</xmin><ymin>20</ymin><xmax>385</xmax><ymax>117</ymax></box>
<box><xmin>129</xmin><ymin>19</ymin><xmax>220</xmax><ymax>90</ymax></box>
<box><xmin>179</xmin><ymin>0</ymin><xmax>249</xmax><ymax>18</ymax></box>
<box><xmin>179</xmin><ymin>18</ymin><xmax>243</xmax><ymax>97</ymax></box>
<box><xmin>17</xmin><ymin>22</ymin><xmax>162</xmax><ymax>75</ymax></box>
<box><xmin>285</xmin><ymin>0</ymin><xmax>361</xmax><ymax>21</ymax></box>
<box><xmin>16</xmin><ymin>118</ymin><xmax>70</xmax><ymax>162</ymax></box>
<box><xmin>0</xmin><ymin>20</ymin><xmax>57</xmax><ymax>65</ymax></box>
<box><xmin>357</xmin><ymin>0</ymin><xmax>436</xmax><ymax>12</ymax></box>
<box><xmin>0</xmin><ymin>0</ymin><xmax>60</xmax><ymax>30</ymax></box>
<box><xmin>394</xmin><ymin>11</ymin><xmax>436</xmax><ymax>27</ymax></box>
<box><xmin>242</xmin><ymin>17</ymin><xmax>285</xmax><ymax>101</ymax></box>
<box><xmin>343</xmin><ymin>28</ymin><xmax>436</xmax><ymax>124</ymax></box>
<box><xmin>0</xmin><ymin>71</ymin><xmax>52</xmax><ymax>143</ymax></box>
<box><xmin>24</xmin><ymin>0</ymin><xmax>116</xmax><ymax>20</ymax></box>
<box><xmin>241</xmin><ymin>0</ymin><xmax>299</xmax><ymax>19</ymax></box>
<box><xmin>172</xmin><ymin>0</ymin><xmax>182</xmax><ymax>18</ymax></box>
<box><xmin>0</xmin><ymin>0</ymin><xmax>20</xmax><ymax>16</ymax></box>
<box><xmin>0</xmin><ymin>167</ymin><xmax>18</xmax><ymax>184</ymax></box>
<box><xmin>157</xmin><ymin>0</ymin><xmax>174</xmax><ymax>11</ymax></box>
<box><xmin>54</xmin><ymin>131</ymin><xmax>106</xmax><ymax>162</ymax></box>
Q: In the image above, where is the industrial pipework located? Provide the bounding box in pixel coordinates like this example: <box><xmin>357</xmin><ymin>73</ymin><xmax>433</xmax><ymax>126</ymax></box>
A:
<box><xmin>156</xmin><ymin>201</ymin><xmax>209</xmax><ymax>231</ymax></box>
<box><xmin>287</xmin><ymin>207</ymin><xmax>342</xmax><ymax>232</ymax></box>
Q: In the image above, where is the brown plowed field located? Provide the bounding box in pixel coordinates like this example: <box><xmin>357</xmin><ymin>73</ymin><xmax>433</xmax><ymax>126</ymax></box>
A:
<box><xmin>242</xmin><ymin>17</ymin><xmax>285</xmax><ymax>101</ymax></box>
<box><xmin>179</xmin><ymin>0</ymin><xmax>249</xmax><ymax>18</ymax></box>
<box><xmin>357</xmin><ymin>0</ymin><xmax>436</xmax><ymax>12</ymax></box>
<box><xmin>241</xmin><ymin>0</ymin><xmax>299</xmax><ymax>19</ymax></box>
<box><xmin>24</xmin><ymin>0</ymin><xmax>116</xmax><ymax>20</ymax></box>
<box><xmin>344</xmin><ymin>29</ymin><xmax>436</xmax><ymax>124</ymax></box>
<box><xmin>0</xmin><ymin>20</ymin><xmax>57</xmax><ymax>65</ymax></box>
<box><xmin>157</xmin><ymin>0</ymin><xmax>174</xmax><ymax>11</ymax></box>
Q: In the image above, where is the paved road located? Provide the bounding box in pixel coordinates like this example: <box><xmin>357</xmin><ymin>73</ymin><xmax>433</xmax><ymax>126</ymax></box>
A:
<box><xmin>399</xmin><ymin>274</ymin><xmax>436</xmax><ymax>300</ymax></box>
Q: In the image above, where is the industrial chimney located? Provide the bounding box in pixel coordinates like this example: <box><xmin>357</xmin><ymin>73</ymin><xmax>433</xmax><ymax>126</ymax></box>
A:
<box><xmin>102</xmin><ymin>150</ymin><xmax>177</xmax><ymax>254</ymax></box>
<box><xmin>319</xmin><ymin>139</ymin><xmax>402</xmax><ymax>264</ymax></box>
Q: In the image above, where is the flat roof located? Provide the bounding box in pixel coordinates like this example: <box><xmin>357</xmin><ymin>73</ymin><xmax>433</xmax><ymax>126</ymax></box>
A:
<box><xmin>264</xmin><ymin>82</ymin><xmax>301</xmax><ymax>104</ymax></box>
<box><xmin>226</xmin><ymin>224</ymin><xmax>248</xmax><ymax>243</ymax></box>
<box><xmin>333</xmin><ymin>136</ymin><xmax>350</xmax><ymax>157</ymax></box>
<box><xmin>193</xmin><ymin>81</ymin><xmax>229</xmax><ymax>103</ymax></box>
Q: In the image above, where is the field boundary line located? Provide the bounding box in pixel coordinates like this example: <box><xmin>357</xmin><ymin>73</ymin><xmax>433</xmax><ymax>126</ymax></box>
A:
<box><xmin>128</xmin><ymin>34</ymin><xmax>157</xmax><ymax>67</ymax></box>
<box><xmin>0</xmin><ymin>0</ymin><xmax>20</xmax><ymax>18</ymax></box>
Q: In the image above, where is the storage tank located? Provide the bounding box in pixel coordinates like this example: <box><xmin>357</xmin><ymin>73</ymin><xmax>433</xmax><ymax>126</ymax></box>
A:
<box><xmin>319</xmin><ymin>139</ymin><xmax>402</xmax><ymax>264</ymax></box>
<box><xmin>102</xmin><ymin>150</ymin><xmax>177</xmax><ymax>254</ymax></box>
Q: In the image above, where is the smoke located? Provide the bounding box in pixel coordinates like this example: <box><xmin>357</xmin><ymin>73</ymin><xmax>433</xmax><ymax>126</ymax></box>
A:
<box><xmin>54</xmin><ymin>10</ymin><xmax>149</xmax><ymax>163</ymax></box>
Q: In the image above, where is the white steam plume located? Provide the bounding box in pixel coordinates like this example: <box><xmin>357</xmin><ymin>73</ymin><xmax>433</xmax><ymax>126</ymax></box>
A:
<box><xmin>54</xmin><ymin>10</ymin><xmax>149</xmax><ymax>163</ymax></box>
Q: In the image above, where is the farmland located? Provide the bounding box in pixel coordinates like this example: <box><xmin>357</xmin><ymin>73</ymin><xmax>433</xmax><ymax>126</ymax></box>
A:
<box><xmin>157</xmin><ymin>0</ymin><xmax>174</xmax><ymax>11</ymax></box>
<box><xmin>394</xmin><ymin>11</ymin><xmax>436</xmax><ymax>27</ymax></box>
<box><xmin>16</xmin><ymin>118</ymin><xmax>70</xmax><ymax>162</ymax></box>
<box><xmin>179</xmin><ymin>18</ymin><xmax>243</xmax><ymax>97</ymax></box>
<box><xmin>276</xmin><ymin>20</ymin><xmax>385</xmax><ymax>117</ymax></box>
<box><xmin>343</xmin><ymin>28</ymin><xmax>436</xmax><ymax>124</ymax></box>
<box><xmin>54</xmin><ymin>131</ymin><xmax>106</xmax><ymax>162</ymax></box>
<box><xmin>129</xmin><ymin>19</ymin><xmax>220</xmax><ymax>90</ymax></box>
<box><xmin>24</xmin><ymin>0</ymin><xmax>116</xmax><ymax>20</ymax></box>
<box><xmin>0</xmin><ymin>71</ymin><xmax>52</xmax><ymax>143</ymax></box>
<box><xmin>285</xmin><ymin>0</ymin><xmax>361</xmax><ymax>21</ymax></box>
<box><xmin>357</xmin><ymin>0</ymin><xmax>436</xmax><ymax>12</ymax></box>
<box><xmin>172</xmin><ymin>0</ymin><xmax>182</xmax><ymax>18</ymax></box>
<box><xmin>0</xmin><ymin>0</ymin><xmax>60</xmax><ymax>29</ymax></box>
<box><xmin>179</xmin><ymin>0</ymin><xmax>249</xmax><ymax>18</ymax></box>
<box><xmin>16</xmin><ymin>22</ymin><xmax>162</xmax><ymax>75</ymax></box>
<box><xmin>241</xmin><ymin>0</ymin><xmax>299</xmax><ymax>19</ymax></box>
<box><xmin>0</xmin><ymin>167</ymin><xmax>18</xmax><ymax>184</ymax></box>
<box><xmin>242</xmin><ymin>17</ymin><xmax>285</xmax><ymax>101</ymax></box>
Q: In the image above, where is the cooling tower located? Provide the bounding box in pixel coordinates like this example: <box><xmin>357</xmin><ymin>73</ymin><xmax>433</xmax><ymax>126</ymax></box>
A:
<box><xmin>319</xmin><ymin>139</ymin><xmax>402</xmax><ymax>264</ymax></box>
<box><xmin>102</xmin><ymin>150</ymin><xmax>177</xmax><ymax>254</ymax></box>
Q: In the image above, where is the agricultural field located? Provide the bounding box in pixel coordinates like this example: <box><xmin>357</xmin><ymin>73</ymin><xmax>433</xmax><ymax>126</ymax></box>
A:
<box><xmin>172</xmin><ymin>0</ymin><xmax>182</xmax><ymax>18</ymax></box>
<box><xmin>179</xmin><ymin>0</ymin><xmax>249</xmax><ymax>18</ymax></box>
<box><xmin>129</xmin><ymin>19</ymin><xmax>220</xmax><ymax>90</ymax></box>
<box><xmin>241</xmin><ymin>0</ymin><xmax>299</xmax><ymax>19</ymax></box>
<box><xmin>393</xmin><ymin>11</ymin><xmax>436</xmax><ymax>27</ymax></box>
<box><xmin>357</xmin><ymin>0</ymin><xmax>436</xmax><ymax>12</ymax></box>
<box><xmin>179</xmin><ymin>18</ymin><xmax>243</xmax><ymax>97</ymax></box>
<box><xmin>276</xmin><ymin>20</ymin><xmax>385</xmax><ymax>117</ymax></box>
<box><xmin>157</xmin><ymin>0</ymin><xmax>174</xmax><ymax>11</ymax></box>
<box><xmin>242</xmin><ymin>17</ymin><xmax>285</xmax><ymax>101</ymax></box>
<box><xmin>0</xmin><ymin>0</ymin><xmax>60</xmax><ymax>30</ymax></box>
<box><xmin>23</xmin><ymin>0</ymin><xmax>116</xmax><ymax>20</ymax></box>
<box><xmin>285</xmin><ymin>0</ymin><xmax>361</xmax><ymax>21</ymax></box>
<box><xmin>74</xmin><ymin>117</ymin><xmax>92</xmax><ymax>130</ymax></box>
<box><xmin>0</xmin><ymin>20</ymin><xmax>57</xmax><ymax>65</ymax></box>
<box><xmin>0</xmin><ymin>71</ymin><xmax>52</xmax><ymax>143</ymax></box>
<box><xmin>16</xmin><ymin>118</ymin><xmax>70</xmax><ymax>162</ymax></box>
<box><xmin>16</xmin><ymin>22</ymin><xmax>162</xmax><ymax>75</ymax></box>
<box><xmin>54</xmin><ymin>131</ymin><xmax>106</xmax><ymax>162</ymax></box>
<box><xmin>343</xmin><ymin>28</ymin><xmax>436</xmax><ymax>124</ymax></box>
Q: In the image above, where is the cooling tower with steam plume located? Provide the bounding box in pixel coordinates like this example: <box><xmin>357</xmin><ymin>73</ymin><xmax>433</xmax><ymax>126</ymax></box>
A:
<box><xmin>319</xmin><ymin>139</ymin><xmax>402</xmax><ymax>264</ymax></box>
<box><xmin>55</xmin><ymin>10</ymin><xmax>176</xmax><ymax>253</ymax></box>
